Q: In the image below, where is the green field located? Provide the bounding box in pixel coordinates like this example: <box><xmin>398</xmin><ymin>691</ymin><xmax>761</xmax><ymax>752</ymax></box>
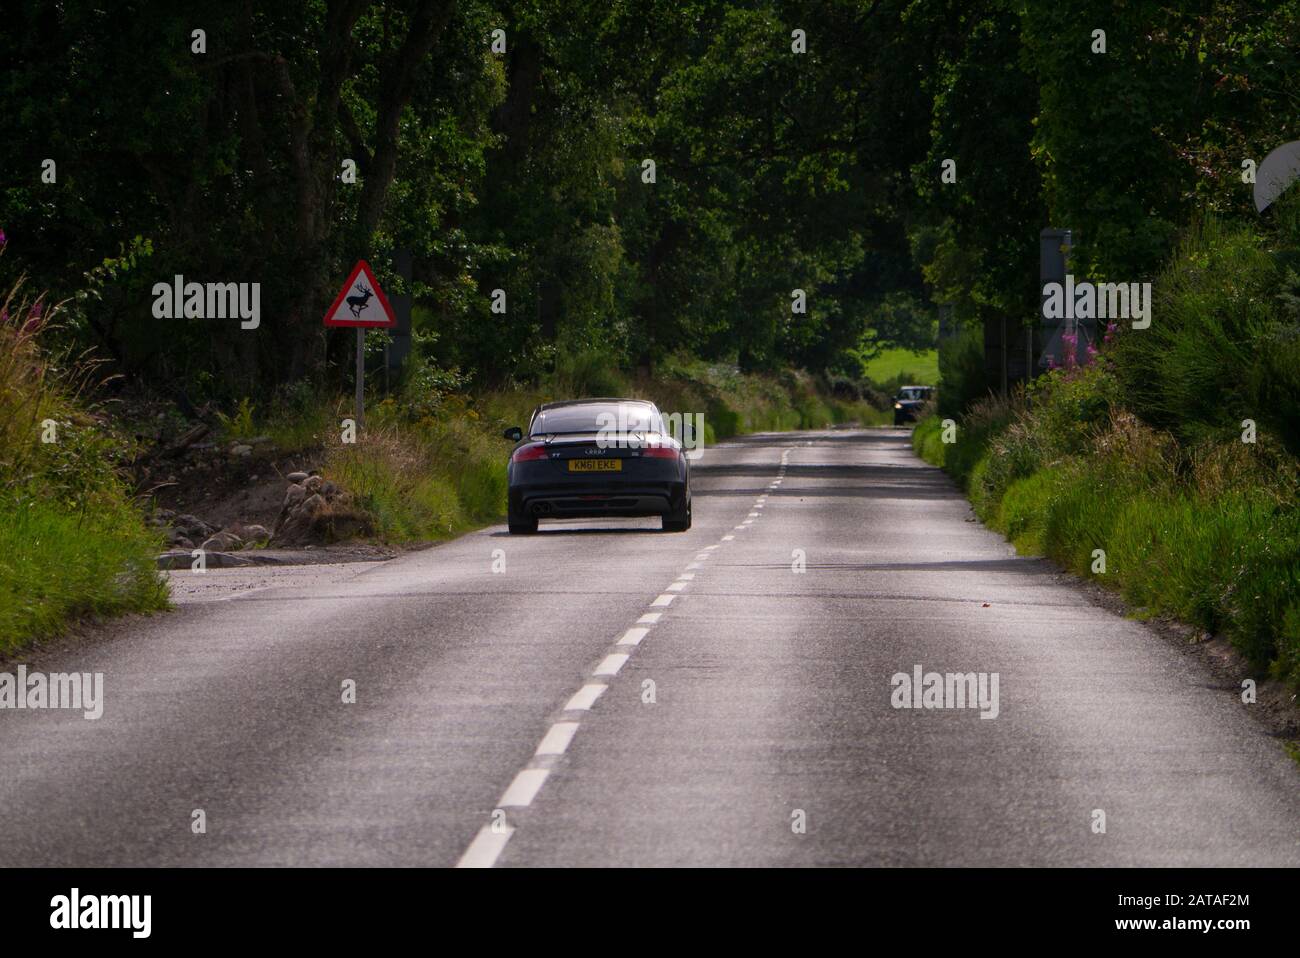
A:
<box><xmin>862</xmin><ymin>348</ymin><xmax>939</xmax><ymax>386</ymax></box>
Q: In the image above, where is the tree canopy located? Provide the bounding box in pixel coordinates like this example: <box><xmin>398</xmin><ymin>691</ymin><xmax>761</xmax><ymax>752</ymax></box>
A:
<box><xmin>2</xmin><ymin>0</ymin><xmax>1297</xmax><ymax>400</ymax></box>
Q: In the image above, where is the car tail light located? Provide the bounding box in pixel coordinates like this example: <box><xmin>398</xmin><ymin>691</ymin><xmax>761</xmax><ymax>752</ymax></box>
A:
<box><xmin>512</xmin><ymin>443</ymin><xmax>549</xmax><ymax>463</ymax></box>
<box><xmin>642</xmin><ymin>445</ymin><xmax>681</xmax><ymax>459</ymax></box>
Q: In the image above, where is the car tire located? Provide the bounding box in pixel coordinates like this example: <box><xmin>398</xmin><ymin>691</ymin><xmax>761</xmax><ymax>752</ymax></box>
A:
<box><xmin>662</xmin><ymin>495</ymin><xmax>691</xmax><ymax>532</ymax></box>
<box><xmin>507</xmin><ymin>503</ymin><xmax>538</xmax><ymax>534</ymax></box>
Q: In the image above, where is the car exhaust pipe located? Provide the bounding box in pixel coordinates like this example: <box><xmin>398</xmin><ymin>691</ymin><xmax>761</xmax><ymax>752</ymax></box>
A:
<box><xmin>531</xmin><ymin>502</ymin><xmax>552</xmax><ymax>516</ymax></box>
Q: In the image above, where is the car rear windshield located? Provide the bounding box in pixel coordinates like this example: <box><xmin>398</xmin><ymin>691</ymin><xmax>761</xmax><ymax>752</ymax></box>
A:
<box><xmin>898</xmin><ymin>387</ymin><xmax>931</xmax><ymax>401</ymax></box>
<box><xmin>531</xmin><ymin>403</ymin><xmax>658</xmax><ymax>436</ymax></box>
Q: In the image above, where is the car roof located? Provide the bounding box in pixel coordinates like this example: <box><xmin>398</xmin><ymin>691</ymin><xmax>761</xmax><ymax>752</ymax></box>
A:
<box><xmin>535</xmin><ymin>398</ymin><xmax>657</xmax><ymax>411</ymax></box>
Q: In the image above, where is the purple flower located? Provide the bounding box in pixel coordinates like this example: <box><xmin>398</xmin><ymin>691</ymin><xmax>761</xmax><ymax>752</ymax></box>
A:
<box><xmin>0</xmin><ymin>227</ymin><xmax>7</xmax><ymax>247</ymax></box>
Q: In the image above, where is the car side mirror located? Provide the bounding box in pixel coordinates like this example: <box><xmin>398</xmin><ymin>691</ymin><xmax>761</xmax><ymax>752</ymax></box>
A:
<box><xmin>503</xmin><ymin>426</ymin><xmax>523</xmax><ymax>442</ymax></box>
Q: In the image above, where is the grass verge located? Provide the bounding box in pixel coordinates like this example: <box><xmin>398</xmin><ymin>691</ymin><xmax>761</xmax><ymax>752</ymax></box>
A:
<box><xmin>912</xmin><ymin>365</ymin><xmax>1300</xmax><ymax>690</ymax></box>
<box><xmin>0</xmin><ymin>280</ymin><xmax>168</xmax><ymax>654</ymax></box>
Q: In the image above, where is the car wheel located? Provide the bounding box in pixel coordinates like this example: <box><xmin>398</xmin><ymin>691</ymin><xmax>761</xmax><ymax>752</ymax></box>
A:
<box><xmin>662</xmin><ymin>496</ymin><xmax>691</xmax><ymax>532</ymax></box>
<box><xmin>507</xmin><ymin>503</ymin><xmax>538</xmax><ymax>534</ymax></box>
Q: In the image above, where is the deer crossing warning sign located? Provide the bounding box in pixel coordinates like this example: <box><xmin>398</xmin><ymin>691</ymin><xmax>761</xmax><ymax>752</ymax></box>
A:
<box><xmin>323</xmin><ymin>260</ymin><xmax>396</xmax><ymax>328</ymax></box>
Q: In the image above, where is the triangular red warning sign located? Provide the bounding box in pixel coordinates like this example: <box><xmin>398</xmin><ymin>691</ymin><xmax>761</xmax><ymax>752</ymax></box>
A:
<box><xmin>323</xmin><ymin>260</ymin><xmax>397</xmax><ymax>328</ymax></box>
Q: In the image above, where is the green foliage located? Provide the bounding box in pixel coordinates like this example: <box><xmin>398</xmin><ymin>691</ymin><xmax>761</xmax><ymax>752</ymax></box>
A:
<box><xmin>0</xmin><ymin>281</ymin><xmax>167</xmax><ymax>650</ymax></box>
<box><xmin>915</xmin><ymin>363</ymin><xmax>1300</xmax><ymax>688</ymax></box>
<box><xmin>1113</xmin><ymin>196</ymin><xmax>1300</xmax><ymax>454</ymax></box>
<box><xmin>0</xmin><ymin>492</ymin><xmax>168</xmax><ymax>651</ymax></box>
<box><xmin>936</xmin><ymin>327</ymin><xmax>992</xmax><ymax>418</ymax></box>
<box><xmin>216</xmin><ymin>398</ymin><xmax>258</xmax><ymax>442</ymax></box>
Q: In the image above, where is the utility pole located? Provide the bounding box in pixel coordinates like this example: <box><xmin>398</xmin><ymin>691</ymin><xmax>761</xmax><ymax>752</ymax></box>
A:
<box><xmin>355</xmin><ymin>327</ymin><xmax>365</xmax><ymax>428</ymax></box>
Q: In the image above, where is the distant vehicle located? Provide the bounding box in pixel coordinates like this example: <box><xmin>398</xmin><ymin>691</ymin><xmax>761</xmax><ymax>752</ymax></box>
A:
<box><xmin>893</xmin><ymin>385</ymin><xmax>934</xmax><ymax>425</ymax></box>
<box><xmin>502</xmin><ymin>399</ymin><xmax>692</xmax><ymax>534</ymax></box>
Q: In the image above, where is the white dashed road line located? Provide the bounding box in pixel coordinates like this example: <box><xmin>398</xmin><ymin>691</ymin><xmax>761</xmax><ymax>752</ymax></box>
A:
<box><xmin>454</xmin><ymin>446</ymin><xmax>794</xmax><ymax>867</ymax></box>
<box><xmin>535</xmin><ymin>722</ymin><xmax>581</xmax><ymax>756</ymax></box>
<box><xmin>499</xmin><ymin>768</ymin><xmax>550</xmax><ymax>807</ymax></box>
<box><xmin>618</xmin><ymin>627</ymin><xmax>650</xmax><ymax>646</ymax></box>
<box><xmin>564</xmin><ymin>684</ymin><xmax>607</xmax><ymax>712</ymax></box>
<box><xmin>593</xmin><ymin>653</ymin><xmax>629</xmax><ymax>677</ymax></box>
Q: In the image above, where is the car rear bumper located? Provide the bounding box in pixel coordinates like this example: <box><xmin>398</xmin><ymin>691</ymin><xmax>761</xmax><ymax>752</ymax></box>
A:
<box><xmin>510</xmin><ymin>480</ymin><xmax>687</xmax><ymax>519</ymax></box>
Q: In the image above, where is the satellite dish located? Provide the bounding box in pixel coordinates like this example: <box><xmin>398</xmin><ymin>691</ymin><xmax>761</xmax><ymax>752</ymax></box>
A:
<box><xmin>1254</xmin><ymin>140</ymin><xmax>1300</xmax><ymax>212</ymax></box>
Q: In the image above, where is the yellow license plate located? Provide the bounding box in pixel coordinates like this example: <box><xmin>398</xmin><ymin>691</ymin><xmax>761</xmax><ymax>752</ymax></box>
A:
<box><xmin>568</xmin><ymin>458</ymin><xmax>621</xmax><ymax>472</ymax></box>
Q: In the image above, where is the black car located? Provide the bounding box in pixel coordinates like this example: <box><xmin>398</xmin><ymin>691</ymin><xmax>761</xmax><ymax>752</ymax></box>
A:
<box><xmin>503</xmin><ymin>398</ymin><xmax>692</xmax><ymax>534</ymax></box>
<box><xmin>892</xmin><ymin>385</ymin><xmax>934</xmax><ymax>425</ymax></box>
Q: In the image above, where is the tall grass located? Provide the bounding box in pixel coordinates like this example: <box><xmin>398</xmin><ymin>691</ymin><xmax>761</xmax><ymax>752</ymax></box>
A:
<box><xmin>0</xmin><ymin>279</ymin><xmax>168</xmax><ymax>652</ymax></box>
<box><xmin>913</xmin><ymin>370</ymin><xmax>1300</xmax><ymax>687</ymax></box>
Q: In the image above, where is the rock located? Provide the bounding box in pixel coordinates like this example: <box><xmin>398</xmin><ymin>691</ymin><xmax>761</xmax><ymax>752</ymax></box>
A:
<box><xmin>286</xmin><ymin>471</ymin><xmax>309</xmax><ymax>483</ymax></box>
<box><xmin>230</xmin><ymin>444</ymin><xmax>253</xmax><ymax>458</ymax></box>
<box><xmin>320</xmin><ymin>480</ymin><xmax>338</xmax><ymax>497</ymax></box>
<box><xmin>248</xmin><ymin>435</ymin><xmax>273</xmax><ymax>445</ymax></box>
<box><xmin>200</xmin><ymin>531</ymin><xmax>245</xmax><ymax>552</ymax></box>
<box><xmin>282</xmin><ymin>484</ymin><xmax>307</xmax><ymax>510</ymax></box>
<box><xmin>303</xmin><ymin>475</ymin><xmax>324</xmax><ymax>494</ymax></box>
<box><xmin>241</xmin><ymin>524</ymin><xmax>271</xmax><ymax>546</ymax></box>
<box><xmin>173</xmin><ymin>514</ymin><xmax>215</xmax><ymax>539</ymax></box>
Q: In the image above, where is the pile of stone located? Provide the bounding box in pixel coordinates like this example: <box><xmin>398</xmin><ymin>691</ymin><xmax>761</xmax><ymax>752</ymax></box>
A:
<box><xmin>270</xmin><ymin>471</ymin><xmax>367</xmax><ymax>545</ymax></box>
<box><xmin>150</xmin><ymin>509</ymin><xmax>270</xmax><ymax>553</ymax></box>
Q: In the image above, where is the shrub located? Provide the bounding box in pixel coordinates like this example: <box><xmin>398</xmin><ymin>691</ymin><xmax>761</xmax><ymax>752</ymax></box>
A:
<box><xmin>0</xmin><ymin>278</ymin><xmax>167</xmax><ymax>650</ymax></box>
<box><xmin>936</xmin><ymin>327</ymin><xmax>992</xmax><ymax>418</ymax></box>
<box><xmin>916</xmin><ymin>355</ymin><xmax>1300</xmax><ymax>686</ymax></box>
<box><xmin>1113</xmin><ymin>194</ymin><xmax>1300</xmax><ymax>454</ymax></box>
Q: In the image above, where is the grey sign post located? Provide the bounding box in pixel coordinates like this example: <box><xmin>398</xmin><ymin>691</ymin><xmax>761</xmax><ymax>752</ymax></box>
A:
<box><xmin>1039</xmin><ymin>228</ymin><xmax>1073</xmax><ymax>371</ymax></box>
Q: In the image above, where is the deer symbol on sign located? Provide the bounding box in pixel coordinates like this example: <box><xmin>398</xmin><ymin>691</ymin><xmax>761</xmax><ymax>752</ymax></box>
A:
<box><xmin>346</xmin><ymin>281</ymin><xmax>373</xmax><ymax>318</ymax></box>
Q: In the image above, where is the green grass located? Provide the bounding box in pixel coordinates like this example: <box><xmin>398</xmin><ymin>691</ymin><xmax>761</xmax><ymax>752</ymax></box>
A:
<box><xmin>862</xmin><ymin>348</ymin><xmax>939</xmax><ymax>387</ymax></box>
<box><xmin>913</xmin><ymin>392</ymin><xmax>1300</xmax><ymax>689</ymax></box>
<box><xmin>324</xmin><ymin>411</ymin><xmax>508</xmax><ymax>542</ymax></box>
<box><xmin>0</xmin><ymin>280</ymin><xmax>171</xmax><ymax>653</ymax></box>
<box><xmin>0</xmin><ymin>492</ymin><xmax>169</xmax><ymax>653</ymax></box>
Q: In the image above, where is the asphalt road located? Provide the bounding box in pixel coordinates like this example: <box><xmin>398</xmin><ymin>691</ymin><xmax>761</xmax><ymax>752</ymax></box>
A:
<box><xmin>2</xmin><ymin>428</ymin><xmax>1298</xmax><ymax>867</ymax></box>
